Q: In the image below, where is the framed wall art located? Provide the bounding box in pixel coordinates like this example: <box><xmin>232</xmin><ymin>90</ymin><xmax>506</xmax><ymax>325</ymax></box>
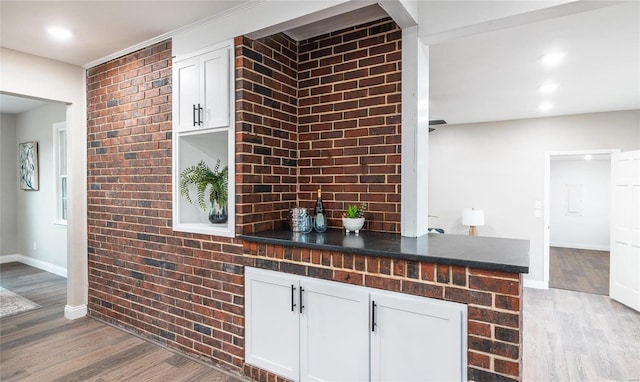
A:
<box><xmin>19</xmin><ymin>141</ymin><xmax>39</xmax><ymax>191</ymax></box>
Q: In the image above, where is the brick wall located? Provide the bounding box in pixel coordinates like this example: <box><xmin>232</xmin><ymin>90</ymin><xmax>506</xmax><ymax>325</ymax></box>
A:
<box><xmin>235</xmin><ymin>34</ymin><xmax>299</xmax><ymax>235</ymax></box>
<box><xmin>243</xmin><ymin>242</ymin><xmax>523</xmax><ymax>382</ymax></box>
<box><xmin>236</xmin><ymin>18</ymin><xmax>402</xmax><ymax>235</ymax></box>
<box><xmin>297</xmin><ymin>18</ymin><xmax>402</xmax><ymax>233</ymax></box>
<box><xmin>86</xmin><ymin>40</ymin><xmax>246</xmax><ymax>372</ymax></box>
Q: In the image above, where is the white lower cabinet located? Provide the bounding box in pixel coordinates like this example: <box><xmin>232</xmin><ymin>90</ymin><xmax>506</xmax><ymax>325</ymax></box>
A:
<box><xmin>245</xmin><ymin>268</ymin><xmax>300</xmax><ymax>380</ymax></box>
<box><xmin>300</xmin><ymin>278</ymin><xmax>370</xmax><ymax>382</ymax></box>
<box><xmin>370</xmin><ymin>291</ymin><xmax>467</xmax><ymax>382</ymax></box>
<box><xmin>245</xmin><ymin>267</ymin><xmax>467</xmax><ymax>382</ymax></box>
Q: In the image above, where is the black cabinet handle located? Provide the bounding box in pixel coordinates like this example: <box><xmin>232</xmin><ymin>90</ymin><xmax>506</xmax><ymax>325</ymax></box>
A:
<box><xmin>291</xmin><ymin>284</ymin><xmax>296</xmax><ymax>312</ymax></box>
<box><xmin>192</xmin><ymin>104</ymin><xmax>198</xmax><ymax>126</ymax></box>
<box><xmin>371</xmin><ymin>301</ymin><xmax>377</xmax><ymax>332</ymax></box>
<box><xmin>198</xmin><ymin>104</ymin><xmax>203</xmax><ymax>125</ymax></box>
<box><xmin>299</xmin><ymin>287</ymin><xmax>305</xmax><ymax>313</ymax></box>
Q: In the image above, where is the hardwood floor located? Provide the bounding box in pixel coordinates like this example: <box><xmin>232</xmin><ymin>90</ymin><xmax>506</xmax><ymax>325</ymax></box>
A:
<box><xmin>549</xmin><ymin>246</ymin><xmax>609</xmax><ymax>295</ymax></box>
<box><xmin>4</xmin><ymin>262</ymin><xmax>639</xmax><ymax>381</ymax></box>
<box><xmin>0</xmin><ymin>262</ymin><xmax>246</xmax><ymax>382</ymax></box>
<box><xmin>523</xmin><ymin>287</ymin><xmax>640</xmax><ymax>381</ymax></box>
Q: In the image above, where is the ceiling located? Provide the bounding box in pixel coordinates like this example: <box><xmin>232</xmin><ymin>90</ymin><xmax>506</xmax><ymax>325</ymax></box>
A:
<box><xmin>0</xmin><ymin>1</ymin><xmax>638</xmax><ymax>126</ymax></box>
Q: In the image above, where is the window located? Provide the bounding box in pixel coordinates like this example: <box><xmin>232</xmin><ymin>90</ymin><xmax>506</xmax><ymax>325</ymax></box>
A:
<box><xmin>53</xmin><ymin>122</ymin><xmax>67</xmax><ymax>224</ymax></box>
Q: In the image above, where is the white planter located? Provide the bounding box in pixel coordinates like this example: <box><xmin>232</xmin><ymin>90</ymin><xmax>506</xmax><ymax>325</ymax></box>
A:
<box><xmin>342</xmin><ymin>217</ymin><xmax>365</xmax><ymax>235</ymax></box>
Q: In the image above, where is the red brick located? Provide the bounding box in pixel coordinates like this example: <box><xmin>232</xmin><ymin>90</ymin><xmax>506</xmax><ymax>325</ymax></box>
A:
<box><xmin>469</xmin><ymin>275</ymin><xmax>520</xmax><ymax>295</ymax></box>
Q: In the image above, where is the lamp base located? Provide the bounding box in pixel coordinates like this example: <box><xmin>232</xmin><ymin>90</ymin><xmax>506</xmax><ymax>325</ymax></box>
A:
<box><xmin>468</xmin><ymin>226</ymin><xmax>477</xmax><ymax>236</ymax></box>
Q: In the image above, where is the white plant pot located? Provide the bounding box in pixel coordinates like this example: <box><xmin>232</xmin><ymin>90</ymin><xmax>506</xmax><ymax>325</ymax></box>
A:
<box><xmin>342</xmin><ymin>217</ymin><xmax>365</xmax><ymax>235</ymax></box>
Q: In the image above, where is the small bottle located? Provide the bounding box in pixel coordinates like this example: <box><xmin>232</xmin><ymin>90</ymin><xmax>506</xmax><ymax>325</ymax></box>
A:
<box><xmin>313</xmin><ymin>189</ymin><xmax>327</xmax><ymax>233</ymax></box>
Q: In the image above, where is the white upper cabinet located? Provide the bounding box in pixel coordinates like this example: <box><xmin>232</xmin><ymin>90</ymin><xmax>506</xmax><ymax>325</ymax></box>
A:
<box><xmin>174</xmin><ymin>46</ymin><xmax>230</xmax><ymax>133</ymax></box>
<box><xmin>172</xmin><ymin>40</ymin><xmax>235</xmax><ymax>237</ymax></box>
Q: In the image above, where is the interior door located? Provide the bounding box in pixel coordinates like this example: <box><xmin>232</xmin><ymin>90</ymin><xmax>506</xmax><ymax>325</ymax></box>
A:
<box><xmin>610</xmin><ymin>150</ymin><xmax>640</xmax><ymax>311</ymax></box>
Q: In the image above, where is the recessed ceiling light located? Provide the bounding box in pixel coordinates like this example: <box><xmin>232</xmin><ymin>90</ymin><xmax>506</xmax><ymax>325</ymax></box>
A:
<box><xmin>584</xmin><ymin>154</ymin><xmax>593</xmax><ymax>160</ymax></box>
<box><xmin>540</xmin><ymin>52</ymin><xmax>565</xmax><ymax>66</ymax></box>
<box><xmin>539</xmin><ymin>83</ymin><xmax>558</xmax><ymax>93</ymax></box>
<box><xmin>47</xmin><ymin>26</ymin><xmax>73</xmax><ymax>40</ymax></box>
<box><xmin>539</xmin><ymin>102</ymin><xmax>553</xmax><ymax>111</ymax></box>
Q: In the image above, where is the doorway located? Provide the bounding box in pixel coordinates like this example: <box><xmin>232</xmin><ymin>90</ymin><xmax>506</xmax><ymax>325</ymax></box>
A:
<box><xmin>543</xmin><ymin>149</ymin><xmax>619</xmax><ymax>294</ymax></box>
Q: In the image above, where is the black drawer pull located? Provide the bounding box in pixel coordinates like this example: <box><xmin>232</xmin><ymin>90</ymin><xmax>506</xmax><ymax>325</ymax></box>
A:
<box><xmin>291</xmin><ymin>284</ymin><xmax>296</xmax><ymax>312</ymax></box>
<box><xmin>371</xmin><ymin>301</ymin><xmax>377</xmax><ymax>332</ymax></box>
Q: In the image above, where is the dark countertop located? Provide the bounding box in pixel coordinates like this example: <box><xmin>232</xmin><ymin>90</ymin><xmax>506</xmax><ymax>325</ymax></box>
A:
<box><xmin>240</xmin><ymin>229</ymin><xmax>529</xmax><ymax>274</ymax></box>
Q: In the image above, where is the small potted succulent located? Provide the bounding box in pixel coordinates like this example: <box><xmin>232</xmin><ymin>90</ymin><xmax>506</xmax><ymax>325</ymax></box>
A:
<box><xmin>179</xmin><ymin>159</ymin><xmax>228</xmax><ymax>224</ymax></box>
<box><xmin>342</xmin><ymin>203</ymin><xmax>367</xmax><ymax>235</ymax></box>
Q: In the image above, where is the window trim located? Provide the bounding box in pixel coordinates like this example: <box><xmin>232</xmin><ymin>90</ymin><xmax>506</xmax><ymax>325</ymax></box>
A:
<box><xmin>53</xmin><ymin>121</ymin><xmax>67</xmax><ymax>226</ymax></box>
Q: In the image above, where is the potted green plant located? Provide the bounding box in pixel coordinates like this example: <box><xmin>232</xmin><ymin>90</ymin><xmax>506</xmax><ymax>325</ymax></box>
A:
<box><xmin>179</xmin><ymin>159</ymin><xmax>228</xmax><ymax>224</ymax></box>
<box><xmin>342</xmin><ymin>203</ymin><xmax>367</xmax><ymax>235</ymax></box>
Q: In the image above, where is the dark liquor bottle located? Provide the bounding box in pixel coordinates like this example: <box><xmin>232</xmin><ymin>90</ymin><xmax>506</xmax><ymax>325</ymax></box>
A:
<box><xmin>313</xmin><ymin>189</ymin><xmax>327</xmax><ymax>232</ymax></box>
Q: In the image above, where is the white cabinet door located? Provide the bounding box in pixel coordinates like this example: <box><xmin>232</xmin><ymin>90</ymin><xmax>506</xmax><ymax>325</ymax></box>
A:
<box><xmin>370</xmin><ymin>291</ymin><xmax>467</xmax><ymax>382</ymax></box>
<box><xmin>174</xmin><ymin>56</ymin><xmax>200</xmax><ymax>132</ymax></box>
<box><xmin>202</xmin><ymin>48</ymin><xmax>230</xmax><ymax>129</ymax></box>
<box><xmin>245</xmin><ymin>268</ymin><xmax>300</xmax><ymax>381</ymax></box>
<box><xmin>300</xmin><ymin>278</ymin><xmax>370</xmax><ymax>382</ymax></box>
<box><xmin>173</xmin><ymin>46</ymin><xmax>230</xmax><ymax>133</ymax></box>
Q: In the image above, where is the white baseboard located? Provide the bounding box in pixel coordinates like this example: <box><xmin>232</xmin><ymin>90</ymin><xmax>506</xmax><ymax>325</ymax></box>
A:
<box><xmin>549</xmin><ymin>243</ymin><xmax>610</xmax><ymax>251</ymax></box>
<box><xmin>0</xmin><ymin>254</ymin><xmax>67</xmax><ymax>278</ymax></box>
<box><xmin>0</xmin><ymin>254</ymin><xmax>21</xmax><ymax>263</ymax></box>
<box><xmin>524</xmin><ymin>278</ymin><xmax>548</xmax><ymax>289</ymax></box>
<box><xmin>64</xmin><ymin>304</ymin><xmax>87</xmax><ymax>320</ymax></box>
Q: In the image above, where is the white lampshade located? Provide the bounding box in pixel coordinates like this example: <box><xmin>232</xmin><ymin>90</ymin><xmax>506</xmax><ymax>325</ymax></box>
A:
<box><xmin>462</xmin><ymin>208</ymin><xmax>485</xmax><ymax>227</ymax></box>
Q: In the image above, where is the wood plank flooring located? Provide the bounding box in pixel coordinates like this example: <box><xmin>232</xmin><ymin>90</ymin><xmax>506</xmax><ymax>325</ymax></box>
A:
<box><xmin>4</xmin><ymin>262</ymin><xmax>639</xmax><ymax>381</ymax></box>
<box><xmin>549</xmin><ymin>246</ymin><xmax>609</xmax><ymax>295</ymax></box>
<box><xmin>0</xmin><ymin>262</ymin><xmax>246</xmax><ymax>382</ymax></box>
<box><xmin>523</xmin><ymin>287</ymin><xmax>640</xmax><ymax>381</ymax></box>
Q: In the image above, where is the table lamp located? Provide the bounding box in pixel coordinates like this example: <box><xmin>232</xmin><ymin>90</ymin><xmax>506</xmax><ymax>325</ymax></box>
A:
<box><xmin>462</xmin><ymin>208</ymin><xmax>484</xmax><ymax>236</ymax></box>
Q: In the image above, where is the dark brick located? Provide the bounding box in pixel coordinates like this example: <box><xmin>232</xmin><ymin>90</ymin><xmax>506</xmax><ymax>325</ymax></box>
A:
<box><xmin>158</xmin><ymin>330</ymin><xmax>175</xmax><ymax>341</ymax></box>
<box><xmin>130</xmin><ymin>271</ymin><xmax>144</xmax><ymax>280</ymax></box>
<box><xmin>242</xmin><ymin>47</ymin><xmax>262</xmax><ymax>63</ymax></box>
<box><xmin>308</xmin><ymin>267</ymin><xmax>332</xmax><ymax>280</ymax></box>
<box><xmin>143</xmin><ymin>258</ymin><xmax>161</xmax><ymax>267</ymax></box>
<box><xmin>137</xmin><ymin>233</ymin><xmax>150</xmax><ymax>241</ymax></box>
<box><xmin>90</xmin><ymin>184</ymin><xmax>101</xmax><ymax>190</ymax></box>
<box><xmin>107</xmin><ymin>99</ymin><xmax>118</xmax><ymax>108</ymax></box>
<box><xmin>495</xmin><ymin>326</ymin><xmax>520</xmax><ymax>344</ymax></box>
<box><xmin>253</xmin><ymin>184</ymin><xmax>272</xmax><ymax>193</ymax></box>
<box><xmin>254</xmin><ymin>63</ymin><xmax>273</xmax><ymax>77</ymax></box>
<box><xmin>107</xmin><ymin>131</ymin><xmax>118</xmax><ymax>138</ymax></box>
<box><xmin>468</xmin><ymin>368</ymin><xmax>518</xmax><ymax>382</ymax></box>
<box><xmin>194</xmin><ymin>323</ymin><xmax>212</xmax><ymax>335</ymax></box>
<box><xmin>124</xmin><ymin>152</ymin><xmax>137</xmax><ymax>160</ymax></box>
<box><xmin>223</xmin><ymin>263</ymin><xmax>244</xmax><ymax>274</ymax></box>
<box><xmin>255</xmin><ymin>258</ymin><xmax>279</xmax><ymax>271</ymax></box>
<box><xmin>280</xmin><ymin>262</ymin><xmax>306</xmax><ymax>276</ymax></box>
<box><xmin>100</xmin><ymin>300</ymin><xmax>112</xmax><ymax>309</ymax></box>
<box><xmin>137</xmin><ymin>200</ymin><xmax>152</xmax><ymax>208</ymax></box>
<box><xmin>253</xmin><ymin>84</ymin><xmax>272</xmax><ymax>97</ymax></box>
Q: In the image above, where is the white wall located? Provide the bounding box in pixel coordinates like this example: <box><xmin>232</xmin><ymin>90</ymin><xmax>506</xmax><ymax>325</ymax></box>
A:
<box><xmin>428</xmin><ymin>110</ymin><xmax>640</xmax><ymax>287</ymax></box>
<box><xmin>0</xmin><ymin>113</ymin><xmax>18</xmax><ymax>255</ymax></box>
<box><xmin>0</xmin><ymin>47</ymin><xmax>87</xmax><ymax>317</ymax></box>
<box><xmin>550</xmin><ymin>158</ymin><xmax>610</xmax><ymax>250</ymax></box>
<box><xmin>14</xmin><ymin>103</ymin><xmax>68</xmax><ymax>271</ymax></box>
